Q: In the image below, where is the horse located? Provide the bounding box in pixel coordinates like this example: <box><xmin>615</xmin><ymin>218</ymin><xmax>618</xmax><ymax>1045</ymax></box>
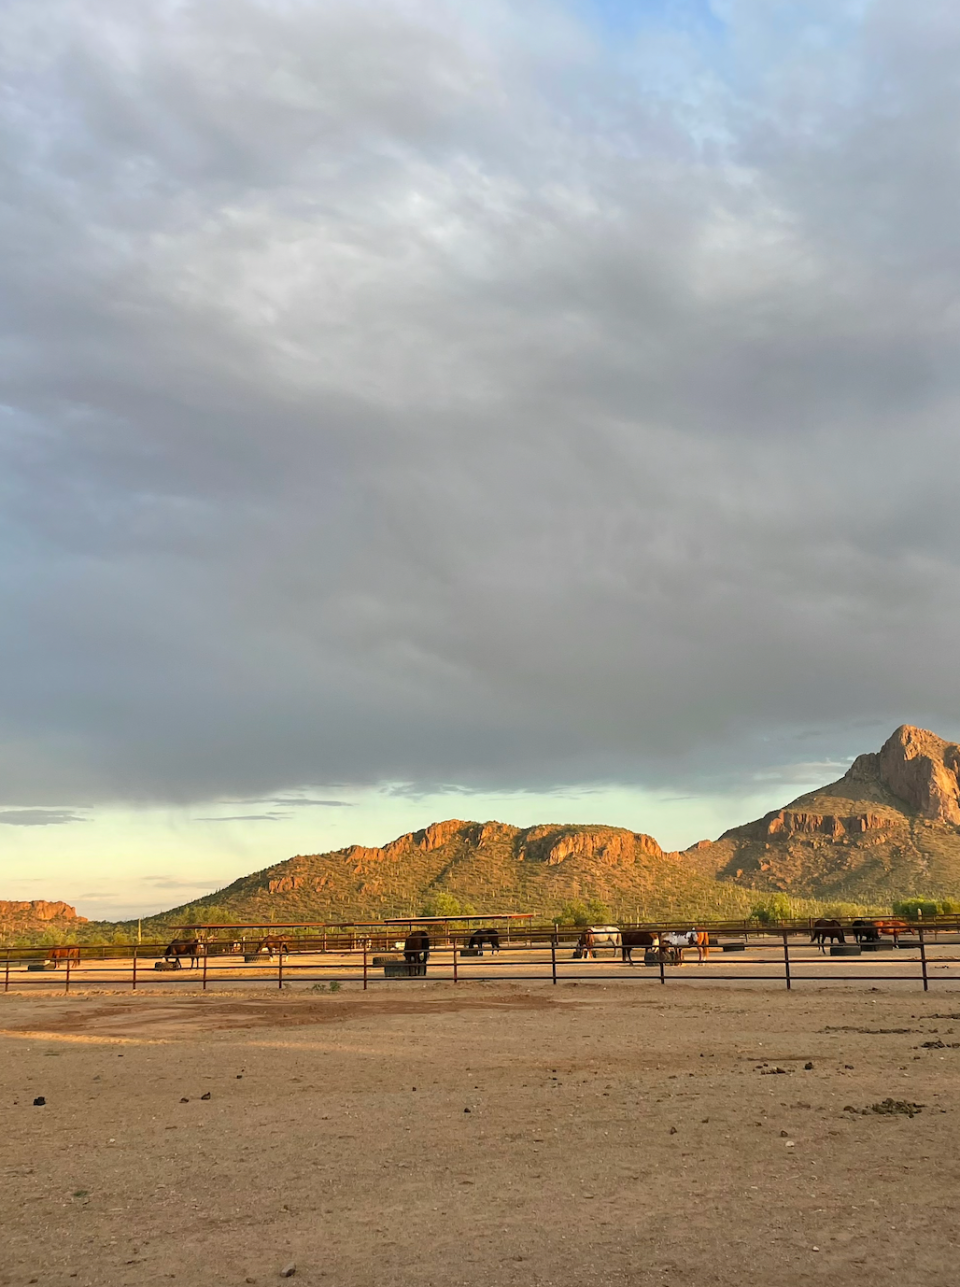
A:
<box><xmin>257</xmin><ymin>935</ymin><xmax>290</xmax><ymax>960</ymax></box>
<box><xmin>403</xmin><ymin>930</ymin><xmax>431</xmax><ymax>970</ymax></box>
<box><xmin>164</xmin><ymin>939</ymin><xmax>206</xmax><ymax>968</ymax></box>
<box><xmin>874</xmin><ymin>918</ymin><xmax>908</xmax><ymax>943</ymax></box>
<box><xmin>620</xmin><ymin>930</ymin><xmax>660</xmax><ymax>963</ymax></box>
<box><xmin>467</xmin><ymin>929</ymin><xmax>501</xmax><ymax>954</ymax></box>
<box><xmin>47</xmin><ymin>946</ymin><xmax>80</xmax><ymax>969</ymax></box>
<box><xmin>664</xmin><ymin>929</ymin><xmax>709</xmax><ymax>964</ymax></box>
<box><xmin>852</xmin><ymin>918</ymin><xmax>880</xmax><ymax>944</ymax></box>
<box><xmin>576</xmin><ymin>926</ymin><xmax>622</xmax><ymax>959</ymax></box>
<box><xmin>810</xmin><ymin>919</ymin><xmax>845</xmax><ymax>952</ymax></box>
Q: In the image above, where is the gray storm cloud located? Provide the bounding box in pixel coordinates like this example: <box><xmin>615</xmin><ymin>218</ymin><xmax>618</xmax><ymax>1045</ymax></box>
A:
<box><xmin>1</xmin><ymin>0</ymin><xmax>959</xmax><ymax>807</ymax></box>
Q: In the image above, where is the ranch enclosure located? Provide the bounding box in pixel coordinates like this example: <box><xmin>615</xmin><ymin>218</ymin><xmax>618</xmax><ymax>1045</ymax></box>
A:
<box><xmin>7</xmin><ymin>917</ymin><xmax>960</xmax><ymax>993</ymax></box>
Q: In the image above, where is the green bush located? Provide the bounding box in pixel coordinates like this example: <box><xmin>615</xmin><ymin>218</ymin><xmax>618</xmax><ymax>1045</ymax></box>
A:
<box><xmin>893</xmin><ymin>899</ymin><xmax>940</xmax><ymax>920</ymax></box>
<box><xmin>749</xmin><ymin>894</ymin><xmax>793</xmax><ymax>925</ymax></box>
<box><xmin>420</xmin><ymin>891</ymin><xmax>476</xmax><ymax>917</ymax></box>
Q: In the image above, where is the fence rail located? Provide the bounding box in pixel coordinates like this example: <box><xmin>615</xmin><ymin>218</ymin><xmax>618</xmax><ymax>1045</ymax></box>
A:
<box><xmin>2</xmin><ymin>925</ymin><xmax>958</xmax><ymax>994</ymax></box>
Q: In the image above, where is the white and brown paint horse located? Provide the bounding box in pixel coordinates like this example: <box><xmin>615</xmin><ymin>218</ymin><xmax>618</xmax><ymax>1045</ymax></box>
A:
<box><xmin>576</xmin><ymin>926</ymin><xmax>622</xmax><ymax>959</ymax></box>
<box><xmin>664</xmin><ymin>930</ymin><xmax>710</xmax><ymax>964</ymax></box>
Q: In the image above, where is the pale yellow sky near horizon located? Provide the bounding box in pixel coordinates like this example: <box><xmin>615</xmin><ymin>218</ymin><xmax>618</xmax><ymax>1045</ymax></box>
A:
<box><xmin>0</xmin><ymin>772</ymin><xmax>842</xmax><ymax>920</ymax></box>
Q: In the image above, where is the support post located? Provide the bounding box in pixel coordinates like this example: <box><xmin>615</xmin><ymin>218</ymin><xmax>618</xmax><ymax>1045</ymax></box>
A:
<box><xmin>4</xmin><ymin>958</ymin><xmax>9</xmax><ymax>993</ymax></box>
<box><xmin>278</xmin><ymin>949</ymin><xmax>284</xmax><ymax>991</ymax></box>
<box><xmin>363</xmin><ymin>940</ymin><xmax>368</xmax><ymax>991</ymax></box>
<box><xmin>65</xmin><ymin>957</ymin><xmax>71</xmax><ymax>994</ymax></box>
<box><xmin>782</xmin><ymin>931</ymin><xmax>791</xmax><ymax>991</ymax></box>
<box><xmin>659</xmin><ymin>949</ymin><xmax>666</xmax><ymax>986</ymax></box>
<box><xmin>920</xmin><ymin>927</ymin><xmax>929</xmax><ymax>992</ymax></box>
<box><xmin>452</xmin><ymin>934</ymin><xmax>458</xmax><ymax>983</ymax></box>
<box><xmin>202</xmin><ymin>950</ymin><xmax>208</xmax><ymax>992</ymax></box>
<box><xmin>550</xmin><ymin>934</ymin><xmax>557</xmax><ymax>985</ymax></box>
<box><xmin>132</xmin><ymin>947</ymin><xmax>137</xmax><ymax>991</ymax></box>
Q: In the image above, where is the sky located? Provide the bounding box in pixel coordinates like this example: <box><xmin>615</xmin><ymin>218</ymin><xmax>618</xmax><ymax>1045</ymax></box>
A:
<box><xmin>2</xmin><ymin>0</ymin><xmax>960</xmax><ymax>919</ymax></box>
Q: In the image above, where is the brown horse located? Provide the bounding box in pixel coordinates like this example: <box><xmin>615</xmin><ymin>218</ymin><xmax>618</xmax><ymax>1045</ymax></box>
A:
<box><xmin>257</xmin><ymin>935</ymin><xmax>290</xmax><ymax>960</ymax></box>
<box><xmin>810</xmin><ymin>919</ymin><xmax>845</xmax><ymax>952</ymax></box>
<box><xmin>620</xmin><ymin>930</ymin><xmax>660</xmax><ymax>963</ymax></box>
<box><xmin>164</xmin><ymin>939</ymin><xmax>206</xmax><ymax>968</ymax></box>
<box><xmin>47</xmin><ymin>946</ymin><xmax>80</xmax><ymax>969</ymax></box>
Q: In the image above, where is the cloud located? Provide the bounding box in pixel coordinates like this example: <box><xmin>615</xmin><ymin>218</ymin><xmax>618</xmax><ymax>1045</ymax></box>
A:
<box><xmin>0</xmin><ymin>809</ymin><xmax>85</xmax><ymax>826</ymax></box>
<box><xmin>265</xmin><ymin>798</ymin><xmax>355</xmax><ymax>808</ymax></box>
<box><xmin>1</xmin><ymin>0</ymin><xmax>960</xmax><ymax>810</ymax></box>
<box><xmin>193</xmin><ymin>813</ymin><xmax>287</xmax><ymax>822</ymax></box>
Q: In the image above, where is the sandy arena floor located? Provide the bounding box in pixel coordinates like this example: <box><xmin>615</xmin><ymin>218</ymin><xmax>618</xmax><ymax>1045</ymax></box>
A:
<box><xmin>2</xmin><ymin>981</ymin><xmax>960</xmax><ymax>1287</ymax></box>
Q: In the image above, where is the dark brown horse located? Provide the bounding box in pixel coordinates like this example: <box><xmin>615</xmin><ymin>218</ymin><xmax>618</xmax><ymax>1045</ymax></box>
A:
<box><xmin>620</xmin><ymin>930</ymin><xmax>660</xmax><ymax>963</ymax></box>
<box><xmin>467</xmin><ymin>929</ymin><xmax>501</xmax><ymax>953</ymax></box>
<box><xmin>810</xmin><ymin>919</ymin><xmax>845</xmax><ymax>952</ymax></box>
<box><xmin>164</xmin><ymin>939</ymin><xmax>206</xmax><ymax>968</ymax></box>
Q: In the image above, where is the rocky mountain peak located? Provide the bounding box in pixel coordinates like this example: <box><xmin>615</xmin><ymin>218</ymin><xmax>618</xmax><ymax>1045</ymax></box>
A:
<box><xmin>848</xmin><ymin>724</ymin><xmax>960</xmax><ymax>825</ymax></box>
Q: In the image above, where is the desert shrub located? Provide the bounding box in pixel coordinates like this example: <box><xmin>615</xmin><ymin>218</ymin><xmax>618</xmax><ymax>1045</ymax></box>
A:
<box><xmin>420</xmin><ymin>891</ymin><xmax>476</xmax><ymax>917</ymax></box>
<box><xmin>556</xmin><ymin>901</ymin><xmax>590</xmax><ymax>927</ymax></box>
<box><xmin>893</xmin><ymin>899</ymin><xmax>940</xmax><ymax>920</ymax></box>
<box><xmin>584</xmin><ymin>898</ymin><xmax>611</xmax><ymax>923</ymax></box>
<box><xmin>749</xmin><ymin>894</ymin><xmax>793</xmax><ymax>925</ymax></box>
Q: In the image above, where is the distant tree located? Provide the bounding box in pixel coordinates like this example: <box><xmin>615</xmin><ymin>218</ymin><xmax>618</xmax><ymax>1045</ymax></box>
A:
<box><xmin>557</xmin><ymin>901</ymin><xmax>590</xmax><ymax>927</ymax></box>
<box><xmin>420</xmin><ymin>891</ymin><xmax>476</xmax><ymax>917</ymax></box>
<box><xmin>585</xmin><ymin>898</ymin><xmax>611</xmax><ymax>923</ymax></box>
<box><xmin>893</xmin><ymin>899</ymin><xmax>940</xmax><ymax>921</ymax></box>
<box><xmin>749</xmin><ymin>894</ymin><xmax>793</xmax><ymax>925</ymax></box>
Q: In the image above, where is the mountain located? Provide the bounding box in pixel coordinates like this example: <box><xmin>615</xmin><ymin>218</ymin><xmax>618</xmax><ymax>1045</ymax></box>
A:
<box><xmin>145</xmin><ymin>819</ymin><xmax>763</xmax><ymax>929</ymax></box>
<box><xmin>0</xmin><ymin>900</ymin><xmax>86</xmax><ymax>931</ymax></box>
<box><xmin>15</xmin><ymin>725</ymin><xmax>960</xmax><ymax>939</ymax></box>
<box><xmin>689</xmin><ymin>725</ymin><xmax>960</xmax><ymax>902</ymax></box>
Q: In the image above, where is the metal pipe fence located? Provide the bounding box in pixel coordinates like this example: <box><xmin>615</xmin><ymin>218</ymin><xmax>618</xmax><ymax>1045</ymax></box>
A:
<box><xmin>3</xmin><ymin>925</ymin><xmax>959</xmax><ymax>993</ymax></box>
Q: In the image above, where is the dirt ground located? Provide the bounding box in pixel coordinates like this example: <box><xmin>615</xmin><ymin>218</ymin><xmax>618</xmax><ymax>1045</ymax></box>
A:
<box><xmin>2</xmin><ymin>981</ymin><xmax>960</xmax><ymax>1287</ymax></box>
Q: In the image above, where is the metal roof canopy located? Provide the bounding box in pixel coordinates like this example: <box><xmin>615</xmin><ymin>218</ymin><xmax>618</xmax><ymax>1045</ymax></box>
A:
<box><xmin>176</xmin><ymin>914</ymin><xmax>534</xmax><ymax>930</ymax></box>
<box><xmin>381</xmin><ymin>913</ymin><xmax>533</xmax><ymax>924</ymax></box>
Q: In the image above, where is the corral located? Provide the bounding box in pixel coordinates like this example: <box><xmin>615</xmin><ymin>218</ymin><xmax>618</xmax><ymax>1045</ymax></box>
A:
<box><xmin>3</xmin><ymin>980</ymin><xmax>960</xmax><ymax>1287</ymax></box>
<box><xmin>6</xmin><ymin>919</ymin><xmax>960</xmax><ymax>994</ymax></box>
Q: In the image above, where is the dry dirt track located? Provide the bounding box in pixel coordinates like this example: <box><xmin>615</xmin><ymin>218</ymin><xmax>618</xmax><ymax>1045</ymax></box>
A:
<box><xmin>3</xmin><ymin>983</ymin><xmax>960</xmax><ymax>1287</ymax></box>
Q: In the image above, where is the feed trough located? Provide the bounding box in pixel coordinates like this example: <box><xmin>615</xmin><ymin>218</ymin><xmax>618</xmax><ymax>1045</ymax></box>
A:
<box><xmin>861</xmin><ymin>941</ymin><xmax>894</xmax><ymax>952</ymax></box>
<box><xmin>383</xmin><ymin>961</ymin><xmax>426</xmax><ymax>978</ymax></box>
<box><xmin>721</xmin><ymin>943</ymin><xmax>746</xmax><ymax>952</ymax></box>
<box><xmin>830</xmin><ymin>943</ymin><xmax>861</xmax><ymax>956</ymax></box>
<box><xmin>28</xmin><ymin>962</ymin><xmax>57</xmax><ymax>972</ymax></box>
<box><xmin>154</xmin><ymin>960</ymin><xmax>180</xmax><ymax>970</ymax></box>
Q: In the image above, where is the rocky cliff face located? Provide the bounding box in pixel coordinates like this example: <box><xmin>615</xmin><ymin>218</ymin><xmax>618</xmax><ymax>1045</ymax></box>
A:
<box><xmin>875</xmin><ymin>725</ymin><xmax>960</xmax><ymax>824</ymax></box>
<box><xmin>157</xmin><ymin>819</ymin><xmax>724</xmax><ymax>925</ymax></box>
<box><xmin>695</xmin><ymin>724</ymin><xmax>960</xmax><ymax>900</ymax></box>
<box><xmin>0</xmin><ymin>900</ymin><xmax>85</xmax><ymax>923</ymax></box>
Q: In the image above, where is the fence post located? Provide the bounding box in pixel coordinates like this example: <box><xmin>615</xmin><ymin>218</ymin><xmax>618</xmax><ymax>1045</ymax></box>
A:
<box><xmin>4</xmin><ymin>958</ymin><xmax>9</xmax><ymax>993</ymax></box>
<box><xmin>65</xmin><ymin>957</ymin><xmax>71</xmax><ymax>994</ymax></box>
<box><xmin>659</xmin><ymin>949</ymin><xmax>666</xmax><ymax>986</ymax></box>
<box><xmin>278</xmin><ymin>949</ymin><xmax>284</xmax><ymax>991</ymax></box>
<box><xmin>363</xmin><ymin>940</ymin><xmax>368</xmax><ymax>992</ymax></box>
<box><xmin>132</xmin><ymin>947</ymin><xmax>137</xmax><ymax>991</ymax></box>
<box><xmin>202</xmin><ymin>950</ymin><xmax>208</xmax><ymax>992</ymax></box>
<box><xmin>782</xmin><ymin>931</ymin><xmax>791</xmax><ymax>991</ymax></box>
<box><xmin>919</xmin><ymin>927</ymin><xmax>929</xmax><ymax>992</ymax></box>
<box><xmin>452</xmin><ymin>933</ymin><xmax>458</xmax><ymax>984</ymax></box>
<box><xmin>551</xmin><ymin>934</ymin><xmax>557</xmax><ymax>985</ymax></box>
